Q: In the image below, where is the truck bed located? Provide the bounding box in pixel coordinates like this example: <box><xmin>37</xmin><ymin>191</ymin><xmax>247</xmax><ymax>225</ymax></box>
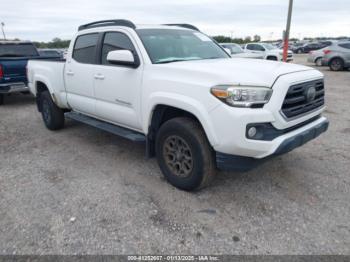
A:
<box><xmin>27</xmin><ymin>59</ymin><xmax>68</xmax><ymax>108</ymax></box>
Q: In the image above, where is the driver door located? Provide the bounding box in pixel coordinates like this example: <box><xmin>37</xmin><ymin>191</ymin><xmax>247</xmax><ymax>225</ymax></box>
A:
<box><xmin>93</xmin><ymin>31</ymin><xmax>143</xmax><ymax>130</ymax></box>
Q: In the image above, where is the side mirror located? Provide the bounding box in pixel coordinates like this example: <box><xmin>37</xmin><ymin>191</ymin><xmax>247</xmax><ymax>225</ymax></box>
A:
<box><xmin>106</xmin><ymin>50</ymin><xmax>140</xmax><ymax>68</ymax></box>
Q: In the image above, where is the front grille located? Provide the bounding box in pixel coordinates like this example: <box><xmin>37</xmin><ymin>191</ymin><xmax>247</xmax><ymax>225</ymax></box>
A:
<box><xmin>281</xmin><ymin>79</ymin><xmax>325</xmax><ymax>119</ymax></box>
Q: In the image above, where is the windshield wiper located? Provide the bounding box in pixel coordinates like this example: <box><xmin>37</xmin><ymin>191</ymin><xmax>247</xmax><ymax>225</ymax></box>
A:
<box><xmin>156</xmin><ymin>59</ymin><xmax>189</xmax><ymax>64</ymax></box>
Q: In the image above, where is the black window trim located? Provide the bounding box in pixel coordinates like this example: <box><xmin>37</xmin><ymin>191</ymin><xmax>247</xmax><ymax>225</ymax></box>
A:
<box><xmin>72</xmin><ymin>32</ymin><xmax>100</xmax><ymax>64</ymax></box>
<box><xmin>96</xmin><ymin>30</ymin><xmax>141</xmax><ymax>68</ymax></box>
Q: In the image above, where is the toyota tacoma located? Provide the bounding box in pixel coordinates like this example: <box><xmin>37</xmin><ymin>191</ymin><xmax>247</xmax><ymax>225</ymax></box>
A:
<box><xmin>27</xmin><ymin>20</ymin><xmax>329</xmax><ymax>191</ymax></box>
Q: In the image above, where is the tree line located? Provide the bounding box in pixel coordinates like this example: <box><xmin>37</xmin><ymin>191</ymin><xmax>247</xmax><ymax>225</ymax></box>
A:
<box><xmin>33</xmin><ymin>38</ymin><xmax>70</xmax><ymax>49</ymax></box>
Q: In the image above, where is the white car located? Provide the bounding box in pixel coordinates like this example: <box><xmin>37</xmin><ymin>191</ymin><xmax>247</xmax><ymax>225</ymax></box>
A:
<box><xmin>244</xmin><ymin>43</ymin><xmax>294</xmax><ymax>62</ymax></box>
<box><xmin>220</xmin><ymin>43</ymin><xmax>263</xmax><ymax>59</ymax></box>
<box><xmin>27</xmin><ymin>20</ymin><xmax>328</xmax><ymax>191</ymax></box>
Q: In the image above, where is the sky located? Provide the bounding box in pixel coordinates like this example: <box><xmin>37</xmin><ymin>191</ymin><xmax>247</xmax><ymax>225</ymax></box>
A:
<box><xmin>1</xmin><ymin>0</ymin><xmax>349</xmax><ymax>42</ymax></box>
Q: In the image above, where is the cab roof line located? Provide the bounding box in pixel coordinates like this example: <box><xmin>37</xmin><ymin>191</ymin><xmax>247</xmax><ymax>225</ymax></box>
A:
<box><xmin>78</xmin><ymin>19</ymin><xmax>137</xmax><ymax>31</ymax></box>
<box><xmin>163</xmin><ymin>24</ymin><xmax>200</xmax><ymax>31</ymax></box>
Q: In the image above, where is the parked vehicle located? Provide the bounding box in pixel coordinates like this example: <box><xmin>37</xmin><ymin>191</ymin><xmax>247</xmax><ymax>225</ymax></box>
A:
<box><xmin>293</xmin><ymin>43</ymin><xmax>325</xmax><ymax>54</ymax></box>
<box><xmin>307</xmin><ymin>41</ymin><xmax>338</xmax><ymax>66</ymax></box>
<box><xmin>27</xmin><ymin>20</ymin><xmax>328</xmax><ymax>191</ymax></box>
<box><xmin>322</xmin><ymin>41</ymin><xmax>350</xmax><ymax>71</ymax></box>
<box><xmin>38</xmin><ymin>49</ymin><xmax>63</xmax><ymax>58</ymax></box>
<box><xmin>220</xmin><ymin>43</ymin><xmax>263</xmax><ymax>59</ymax></box>
<box><xmin>307</xmin><ymin>48</ymin><xmax>326</xmax><ymax>66</ymax></box>
<box><xmin>243</xmin><ymin>43</ymin><xmax>293</xmax><ymax>62</ymax></box>
<box><xmin>0</xmin><ymin>41</ymin><xmax>40</xmax><ymax>105</ymax></box>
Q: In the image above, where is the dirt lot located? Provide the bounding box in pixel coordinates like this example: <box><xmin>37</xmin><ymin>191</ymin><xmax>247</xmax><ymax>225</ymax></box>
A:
<box><xmin>0</xmin><ymin>55</ymin><xmax>349</xmax><ymax>255</ymax></box>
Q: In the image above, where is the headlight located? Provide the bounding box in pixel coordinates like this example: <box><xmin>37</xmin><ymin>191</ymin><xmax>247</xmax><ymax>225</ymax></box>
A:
<box><xmin>211</xmin><ymin>85</ymin><xmax>273</xmax><ymax>108</ymax></box>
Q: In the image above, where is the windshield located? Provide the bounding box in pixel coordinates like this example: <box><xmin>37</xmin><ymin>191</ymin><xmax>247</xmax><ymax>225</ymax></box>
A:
<box><xmin>137</xmin><ymin>29</ymin><xmax>229</xmax><ymax>64</ymax></box>
<box><xmin>261</xmin><ymin>43</ymin><xmax>277</xmax><ymax>50</ymax></box>
<box><xmin>0</xmin><ymin>43</ymin><xmax>39</xmax><ymax>57</ymax></box>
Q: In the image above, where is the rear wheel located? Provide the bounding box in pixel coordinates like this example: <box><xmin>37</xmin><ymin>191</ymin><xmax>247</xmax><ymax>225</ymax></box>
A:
<box><xmin>156</xmin><ymin>117</ymin><xmax>215</xmax><ymax>191</ymax></box>
<box><xmin>315</xmin><ymin>57</ymin><xmax>322</xmax><ymax>67</ymax></box>
<box><xmin>330</xmin><ymin>58</ymin><xmax>344</xmax><ymax>71</ymax></box>
<box><xmin>267</xmin><ymin>56</ymin><xmax>278</xmax><ymax>61</ymax></box>
<box><xmin>0</xmin><ymin>94</ymin><xmax>4</xmax><ymax>105</ymax></box>
<box><xmin>40</xmin><ymin>91</ymin><xmax>65</xmax><ymax>130</ymax></box>
<box><xmin>297</xmin><ymin>49</ymin><xmax>302</xmax><ymax>54</ymax></box>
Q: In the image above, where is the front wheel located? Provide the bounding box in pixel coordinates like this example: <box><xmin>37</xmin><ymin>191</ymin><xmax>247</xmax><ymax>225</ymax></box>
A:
<box><xmin>40</xmin><ymin>91</ymin><xmax>65</xmax><ymax>130</ymax></box>
<box><xmin>156</xmin><ymin>117</ymin><xmax>216</xmax><ymax>191</ymax></box>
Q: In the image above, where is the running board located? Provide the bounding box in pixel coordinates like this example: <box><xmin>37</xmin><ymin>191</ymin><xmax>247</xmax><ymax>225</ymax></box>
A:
<box><xmin>65</xmin><ymin>112</ymin><xmax>146</xmax><ymax>143</ymax></box>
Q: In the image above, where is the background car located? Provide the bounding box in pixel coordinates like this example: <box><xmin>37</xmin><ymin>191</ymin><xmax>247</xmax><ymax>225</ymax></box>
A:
<box><xmin>293</xmin><ymin>42</ymin><xmax>325</xmax><ymax>54</ymax></box>
<box><xmin>307</xmin><ymin>41</ymin><xmax>338</xmax><ymax>66</ymax></box>
<box><xmin>220</xmin><ymin>43</ymin><xmax>263</xmax><ymax>59</ymax></box>
<box><xmin>243</xmin><ymin>42</ymin><xmax>293</xmax><ymax>61</ymax></box>
<box><xmin>38</xmin><ymin>49</ymin><xmax>63</xmax><ymax>58</ymax></box>
<box><xmin>322</xmin><ymin>41</ymin><xmax>350</xmax><ymax>71</ymax></box>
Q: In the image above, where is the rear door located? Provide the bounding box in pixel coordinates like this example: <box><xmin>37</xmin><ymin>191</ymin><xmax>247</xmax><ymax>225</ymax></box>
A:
<box><xmin>65</xmin><ymin>33</ymin><xmax>99</xmax><ymax>116</ymax></box>
<box><xmin>93</xmin><ymin>31</ymin><xmax>143</xmax><ymax>130</ymax></box>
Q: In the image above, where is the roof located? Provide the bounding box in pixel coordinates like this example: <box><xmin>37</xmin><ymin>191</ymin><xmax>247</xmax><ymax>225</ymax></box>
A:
<box><xmin>78</xmin><ymin>19</ymin><xmax>199</xmax><ymax>32</ymax></box>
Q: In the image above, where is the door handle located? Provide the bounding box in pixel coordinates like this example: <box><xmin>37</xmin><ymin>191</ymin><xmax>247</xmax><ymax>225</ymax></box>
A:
<box><xmin>94</xmin><ymin>74</ymin><xmax>105</xmax><ymax>80</ymax></box>
<box><xmin>66</xmin><ymin>71</ymin><xmax>74</xmax><ymax>76</ymax></box>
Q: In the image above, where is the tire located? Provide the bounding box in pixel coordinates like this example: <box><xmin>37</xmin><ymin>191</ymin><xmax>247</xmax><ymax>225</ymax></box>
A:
<box><xmin>267</xmin><ymin>56</ymin><xmax>278</xmax><ymax>61</ymax></box>
<box><xmin>329</xmin><ymin>58</ymin><xmax>344</xmax><ymax>71</ymax></box>
<box><xmin>315</xmin><ymin>58</ymin><xmax>322</xmax><ymax>67</ymax></box>
<box><xmin>40</xmin><ymin>91</ymin><xmax>65</xmax><ymax>130</ymax></box>
<box><xmin>0</xmin><ymin>94</ymin><xmax>4</xmax><ymax>105</ymax></box>
<box><xmin>297</xmin><ymin>49</ymin><xmax>302</xmax><ymax>54</ymax></box>
<box><xmin>155</xmin><ymin>117</ymin><xmax>215</xmax><ymax>191</ymax></box>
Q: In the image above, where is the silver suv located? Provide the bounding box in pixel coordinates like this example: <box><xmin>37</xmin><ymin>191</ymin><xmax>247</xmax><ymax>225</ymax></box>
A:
<box><xmin>322</xmin><ymin>41</ymin><xmax>350</xmax><ymax>71</ymax></box>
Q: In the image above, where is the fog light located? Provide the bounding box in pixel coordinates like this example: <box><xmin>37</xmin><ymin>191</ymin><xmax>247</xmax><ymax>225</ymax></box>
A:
<box><xmin>248</xmin><ymin>127</ymin><xmax>257</xmax><ymax>138</ymax></box>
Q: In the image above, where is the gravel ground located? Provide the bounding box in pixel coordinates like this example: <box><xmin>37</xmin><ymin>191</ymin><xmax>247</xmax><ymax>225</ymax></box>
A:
<box><xmin>0</xmin><ymin>55</ymin><xmax>349</xmax><ymax>255</ymax></box>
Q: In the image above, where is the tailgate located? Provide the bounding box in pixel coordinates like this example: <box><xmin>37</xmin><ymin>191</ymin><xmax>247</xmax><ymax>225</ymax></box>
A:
<box><xmin>0</xmin><ymin>58</ymin><xmax>28</xmax><ymax>84</ymax></box>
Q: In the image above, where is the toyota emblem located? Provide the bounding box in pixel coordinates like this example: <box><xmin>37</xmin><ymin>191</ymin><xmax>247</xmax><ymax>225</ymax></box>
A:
<box><xmin>306</xmin><ymin>86</ymin><xmax>316</xmax><ymax>102</ymax></box>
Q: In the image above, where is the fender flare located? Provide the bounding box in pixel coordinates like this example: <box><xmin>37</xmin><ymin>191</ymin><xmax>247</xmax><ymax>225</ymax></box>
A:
<box><xmin>144</xmin><ymin>92</ymin><xmax>220</xmax><ymax>147</ymax></box>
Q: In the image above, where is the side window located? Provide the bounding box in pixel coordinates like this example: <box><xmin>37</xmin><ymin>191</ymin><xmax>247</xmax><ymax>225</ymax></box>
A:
<box><xmin>101</xmin><ymin>32</ymin><xmax>136</xmax><ymax>65</ymax></box>
<box><xmin>256</xmin><ymin>45</ymin><xmax>265</xmax><ymax>51</ymax></box>
<box><xmin>246</xmin><ymin>44</ymin><xmax>254</xmax><ymax>50</ymax></box>
<box><xmin>73</xmin><ymin>33</ymin><xmax>99</xmax><ymax>64</ymax></box>
<box><xmin>339</xmin><ymin>43</ymin><xmax>350</xmax><ymax>49</ymax></box>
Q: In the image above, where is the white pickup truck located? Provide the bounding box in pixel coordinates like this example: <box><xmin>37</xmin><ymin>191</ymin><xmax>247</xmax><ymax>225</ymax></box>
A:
<box><xmin>244</xmin><ymin>42</ymin><xmax>294</xmax><ymax>62</ymax></box>
<box><xmin>27</xmin><ymin>20</ymin><xmax>329</xmax><ymax>191</ymax></box>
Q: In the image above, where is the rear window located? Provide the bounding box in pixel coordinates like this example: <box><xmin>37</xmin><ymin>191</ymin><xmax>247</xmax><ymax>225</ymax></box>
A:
<box><xmin>0</xmin><ymin>43</ymin><xmax>38</xmax><ymax>57</ymax></box>
<box><xmin>73</xmin><ymin>33</ymin><xmax>99</xmax><ymax>64</ymax></box>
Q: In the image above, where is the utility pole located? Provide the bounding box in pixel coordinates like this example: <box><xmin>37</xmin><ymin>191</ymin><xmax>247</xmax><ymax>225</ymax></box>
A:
<box><xmin>1</xmin><ymin>22</ymin><xmax>6</xmax><ymax>40</ymax></box>
<box><xmin>283</xmin><ymin>0</ymin><xmax>293</xmax><ymax>62</ymax></box>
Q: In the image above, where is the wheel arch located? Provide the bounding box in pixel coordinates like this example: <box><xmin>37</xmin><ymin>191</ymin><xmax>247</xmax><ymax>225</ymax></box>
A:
<box><xmin>145</xmin><ymin>99</ymin><xmax>219</xmax><ymax>158</ymax></box>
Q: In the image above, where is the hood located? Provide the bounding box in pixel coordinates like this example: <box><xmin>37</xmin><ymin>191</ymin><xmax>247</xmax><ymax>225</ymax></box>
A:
<box><xmin>157</xmin><ymin>58</ymin><xmax>313</xmax><ymax>87</ymax></box>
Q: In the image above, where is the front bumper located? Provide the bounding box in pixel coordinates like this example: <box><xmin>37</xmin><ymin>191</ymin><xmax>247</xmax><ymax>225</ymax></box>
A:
<box><xmin>0</xmin><ymin>82</ymin><xmax>28</xmax><ymax>94</ymax></box>
<box><xmin>216</xmin><ymin>118</ymin><xmax>329</xmax><ymax>171</ymax></box>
